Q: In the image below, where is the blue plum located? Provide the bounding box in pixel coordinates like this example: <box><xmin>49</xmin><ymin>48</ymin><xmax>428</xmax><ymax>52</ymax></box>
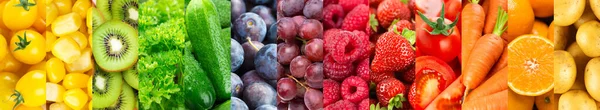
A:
<box><xmin>242</xmin><ymin>82</ymin><xmax>277</xmax><ymax>109</ymax></box>
<box><xmin>232</xmin><ymin>97</ymin><xmax>249</xmax><ymax>110</ymax></box>
<box><xmin>254</xmin><ymin>44</ymin><xmax>281</xmax><ymax>80</ymax></box>
<box><xmin>235</xmin><ymin>13</ymin><xmax>267</xmax><ymax>43</ymax></box>
<box><xmin>231</xmin><ymin>73</ymin><xmax>244</xmax><ymax>97</ymax></box>
<box><xmin>231</xmin><ymin>39</ymin><xmax>244</xmax><ymax>72</ymax></box>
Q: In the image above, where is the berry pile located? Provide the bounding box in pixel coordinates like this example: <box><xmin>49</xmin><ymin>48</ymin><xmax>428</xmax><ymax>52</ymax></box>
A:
<box><xmin>321</xmin><ymin>0</ymin><xmax>373</xmax><ymax>109</ymax></box>
<box><xmin>231</xmin><ymin>0</ymin><xmax>279</xmax><ymax>109</ymax></box>
<box><xmin>367</xmin><ymin>0</ymin><xmax>419</xmax><ymax>109</ymax></box>
<box><xmin>276</xmin><ymin>0</ymin><xmax>325</xmax><ymax>109</ymax></box>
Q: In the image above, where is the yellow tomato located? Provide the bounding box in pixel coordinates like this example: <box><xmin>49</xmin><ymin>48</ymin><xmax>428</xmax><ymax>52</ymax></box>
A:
<box><xmin>9</xmin><ymin>30</ymin><xmax>46</xmax><ymax>65</ymax></box>
<box><xmin>53</xmin><ymin>0</ymin><xmax>70</xmax><ymax>15</ymax></box>
<box><xmin>43</xmin><ymin>31</ymin><xmax>56</xmax><ymax>52</ymax></box>
<box><xmin>0</xmin><ymin>88</ymin><xmax>16</xmax><ymax>110</ymax></box>
<box><xmin>0</xmin><ymin>72</ymin><xmax>18</xmax><ymax>89</ymax></box>
<box><xmin>51</xmin><ymin>12</ymin><xmax>82</xmax><ymax>36</ymax></box>
<box><xmin>46</xmin><ymin>58</ymin><xmax>65</xmax><ymax>83</ymax></box>
<box><xmin>0</xmin><ymin>51</ymin><xmax>23</xmax><ymax>73</ymax></box>
<box><xmin>26</xmin><ymin>60</ymin><xmax>45</xmax><ymax>71</ymax></box>
<box><xmin>46</xmin><ymin>82</ymin><xmax>65</xmax><ymax>102</ymax></box>
<box><xmin>31</xmin><ymin>17</ymin><xmax>45</xmax><ymax>33</ymax></box>
<box><xmin>63</xmin><ymin>88</ymin><xmax>87</xmax><ymax>110</ymax></box>
<box><xmin>14</xmin><ymin>104</ymin><xmax>43</xmax><ymax>110</ymax></box>
<box><xmin>46</xmin><ymin>3</ymin><xmax>58</xmax><ymax>27</ymax></box>
<box><xmin>62</xmin><ymin>73</ymin><xmax>88</xmax><ymax>89</ymax></box>
<box><xmin>2</xmin><ymin>0</ymin><xmax>38</xmax><ymax>31</ymax></box>
<box><xmin>0</xmin><ymin>1</ymin><xmax>9</xmax><ymax>29</ymax></box>
<box><xmin>63</xmin><ymin>31</ymin><xmax>87</xmax><ymax>49</ymax></box>
<box><xmin>0</xmin><ymin>34</ymin><xmax>7</xmax><ymax>61</ymax></box>
<box><xmin>14</xmin><ymin>70</ymin><xmax>46</xmax><ymax>107</ymax></box>
<box><xmin>71</xmin><ymin>0</ymin><xmax>89</xmax><ymax>19</ymax></box>
<box><xmin>51</xmin><ymin>35</ymin><xmax>80</xmax><ymax>64</ymax></box>
<box><xmin>36</xmin><ymin>0</ymin><xmax>44</xmax><ymax>20</ymax></box>
<box><xmin>66</xmin><ymin>48</ymin><xmax>92</xmax><ymax>72</ymax></box>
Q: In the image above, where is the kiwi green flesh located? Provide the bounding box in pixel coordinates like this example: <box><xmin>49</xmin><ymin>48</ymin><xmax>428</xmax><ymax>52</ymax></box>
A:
<box><xmin>92</xmin><ymin>20</ymin><xmax>139</xmax><ymax>72</ymax></box>
<box><xmin>91</xmin><ymin>8</ymin><xmax>107</xmax><ymax>32</ymax></box>
<box><xmin>92</xmin><ymin>69</ymin><xmax>123</xmax><ymax>108</ymax></box>
<box><xmin>112</xmin><ymin>0</ymin><xmax>139</xmax><ymax>28</ymax></box>
<box><xmin>123</xmin><ymin>65</ymin><xmax>138</xmax><ymax>90</ymax></box>
<box><xmin>96</xmin><ymin>0</ymin><xmax>113</xmax><ymax>20</ymax></box>
<box><xmin>93</xmin><ymin>83</ymin><xmax>135</xmax><ymax>110</ymax></box>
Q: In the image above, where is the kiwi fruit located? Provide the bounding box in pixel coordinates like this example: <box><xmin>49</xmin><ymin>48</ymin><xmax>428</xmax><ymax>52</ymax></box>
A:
<box><xmin>111</xmin><ymin>0</ymin><xmax>139</xmax><ymax>28</ymax></box>
<box><xmin>122</xmin><ymin>64</ymin><xmax>138</xmax><ymax>90</ymax></box>
<box><xmin>92</xmin><ymin>66</ymin><xmax>123</xmax><ymax>108</ymax></box>
<box><xmin>93</xmin><ymin>83</ymin><xmax>136</xmax><ymax>110</ymax></box>
<box><xmin>92</xmin><ymin>20</ymin><xmax>139</xmax><ymax>72</ymax></box>
<box><xmin>96</xmin><ymin>0</ymin><xmax>113</xmax><ymax>20</ymax></box>
<box><xmin>89</xmin><ymin>7</ymin><xmax>107</xmax><ymax>32</ymax></box>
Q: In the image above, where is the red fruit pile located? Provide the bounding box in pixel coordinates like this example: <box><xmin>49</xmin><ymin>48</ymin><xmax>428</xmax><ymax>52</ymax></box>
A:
<box><xmin>322</xmin><ymin>0</ymin><xmax>371</xmax><ymax>109</ymax></box>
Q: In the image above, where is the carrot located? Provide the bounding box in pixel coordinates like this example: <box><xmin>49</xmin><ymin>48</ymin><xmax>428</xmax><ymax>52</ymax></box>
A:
<box><xmin>465</xmin><ymin>67</ymin><xmax>507</xmax><ymax>102</ymax></box>
<box><xmin>461</xmin><ymin>0</ymin><xmax>486</xmax><ymax>70</ymax></box>
<box><xmin>488</xmin><ymin>40</ymin><xmax>508</xmax><ymax>74</ymax></box>
<box><xmin>462</xmin><ymin>89</ymin><xmax>508</xmax><ymax>109</ymax></box>
<box><xmin>463</xmin><ymin>8</ymin><xmax>508</xmax><ymax>95</ymax></box>
<box><xmin>424</xmin><ymin>75</ymin><xmax>464</xmax><ymax>110</ymax></box>
<box><xmin>483</xmin><ymin>0</ymin><xmax>507</xmax><ymax>34</ymax></box>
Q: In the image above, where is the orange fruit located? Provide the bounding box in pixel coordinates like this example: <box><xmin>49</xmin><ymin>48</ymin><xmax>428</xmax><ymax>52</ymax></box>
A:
<box><xmin>529</xmin><ymin>0</ymin><xmax>553</xmax><ymax>17</ymax></box>
<box><xmin>508</xmin><ymin>34</ymin><xmax>554</xmax><ymax>96</ymax></box>
<box><xmin>535</xmin><ymin>91</ymin><xmax>557</xmax><ymax>110</ymax></box>
<box><xmin>531</xmin><ymin>20</ymin><xmax>549</xmax><ymax>38</ymax></box>
<box><xmin>508</xmin><ymin>89</ymin><xmax>534</xmax><ymax>110</ymax></box>
<box><xmin>506</xmin><ymin>0</ymin><xmax>535</xmax><ymax>42</ymax></box>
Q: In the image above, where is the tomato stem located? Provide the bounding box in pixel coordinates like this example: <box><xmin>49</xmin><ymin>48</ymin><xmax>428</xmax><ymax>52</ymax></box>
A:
<box><xmin>10</xmin><ymin>90</ymin><xmax>24</xmax><ymax>110</ymax></box>
<box><xmin>14</xmin><ymin>0</ymin><xmax>36</xmax><ymax>11</ymax></box>
<box><xmin>14</xmin><ymin>31</ymin><xmax>31</xmax><ymax>51</ymax></box>
<box><xmin>417</xmin><ymin>3</ymin><xmax>460</xmax><ymax>36</ymax></box>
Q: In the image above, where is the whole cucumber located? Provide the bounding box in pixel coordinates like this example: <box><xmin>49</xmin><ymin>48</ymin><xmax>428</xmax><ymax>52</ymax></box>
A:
<box><xmin>211</xmin><ymin>100</ymin><xmax>231</xmax><ymax>110</ymax></box>
<box><xmin>182</xmin><ymin>44</ymin><xmax>215</xmax><ymax>109</ymax></box>
<box><xmin>185</xmin><ymin>0</ymin><xmax>231</xmax><ymax>101</ymax></box>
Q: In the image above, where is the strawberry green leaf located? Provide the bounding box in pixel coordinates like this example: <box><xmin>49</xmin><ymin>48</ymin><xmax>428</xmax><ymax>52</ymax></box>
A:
<box><xmin>369</xmin><ymin>14</ymin><xmax>379</xmax><ymax>33</ymax></box>
<box><xmin>387</xmin><ymin>94</ymin><xmax>407</xmax><ymax>110</ymax></box>
<box><xmin>401</xmin><ymin>29</ymin><xmax>416</xmax><ymax>45</ymax></box>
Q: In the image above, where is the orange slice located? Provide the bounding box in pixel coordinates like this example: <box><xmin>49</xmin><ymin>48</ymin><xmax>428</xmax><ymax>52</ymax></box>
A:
<box><xmin>507</xmin><ymin>34</ymin><xmax>554</xmax><ymax>96</ymax></box>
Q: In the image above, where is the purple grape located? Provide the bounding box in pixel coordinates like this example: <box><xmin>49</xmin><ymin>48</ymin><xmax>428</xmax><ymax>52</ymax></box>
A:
<box><xmin>290</xmin><ymin>56</ymin><xmax>311</xmax><ymax>78</ymax></box>
<box><xmin>279</xmin><ymin>0</ymin><xmax>304</xmax><ymax>17</ymax></box>
<box><xmin>288</xmin><ymin>98</ymin><xmax>308</xmax><ymax>110</ymax></box>
<box><xmin>292</xmin><ymin>15</ymin><xmax>306</xmax><ymax>28</ymax></box>
<box><xmin>304</xmin><ymin>88</ymin><xmax>323</xmax><ymax>110</ymax></box>
<box><xmin>295</xmin><ymin>82</ymin><xmax>306</xmax><ymax>98</ymax></box>
<box><xmin>299</xmin><ymin>19</ymin><xmax>323</xmax><ymax>40</ymax></box>
<box><xmin>277</xmin><ymin>78</ymin><xmax>297</xmax><ymax>101</ymax></box>
<box><xmin>277</xmin><ymin>43</ymin><xmax>300</xmax><ymax>65</ymax></box>
<box><xmin>303</xmin><ymin>38</ymin><xmax>324</xmax><ymax>62</ymax></box>
<box><xmin>276</xmin><ymin>17</ymin><xmax>297</xmax><ymax>40</ymax></box>
<box><xmin>305</xmin><ymin>62</ymin><xmax>323</xmax><ymax>88</ymax></box>
<box><xmin>303</xmin><ymin>0</ymin><xmax>323</xmax><ymax>20</ymax></box>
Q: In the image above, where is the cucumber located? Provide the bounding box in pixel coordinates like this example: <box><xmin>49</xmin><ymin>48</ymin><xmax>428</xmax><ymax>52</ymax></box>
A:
<box><xmin>186</xmin><ymin>0</ymin><xmax>231</xmax><ymax>101</ymax></box>
<box><xmin>211</xmin><ymin>0</ymin><xmax>231</xmax><ymax>28</ymax></box>
<box><xmin>211</xmin><ymin>100</ymin><xmax>231</xmax><ymax>110</ymax></box>
<box><xmin>181</xmin><ymin>44</ymin><xmax>215</xmax><ymax>109</ymax></box>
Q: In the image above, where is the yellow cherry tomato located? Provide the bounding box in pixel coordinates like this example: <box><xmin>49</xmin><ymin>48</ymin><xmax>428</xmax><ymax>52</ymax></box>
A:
<box><xmin>27</xmin><ymin>60</ymin><xmax>45</xmax><ymax>71</ymax></box>
<box><xmin>2</xmin><ymin>0</ymin><xmax>38</xmax><ymax>31</ymax></box>
<box><xmin>43</xmin><ymin>31</ymin><xmax>56</xmax><ymax>52</ymax></box>
<box><xmin>36</xmin><ymin>0</ymin><xmax>44</xmax><ymax>20</ymax></box>
<box><xmin>71</xmin><ymin>0</ymin><xmax>89</xmax><ymax>19</ymax></box>
<box><xmin>51</xmin><ymin>12</ymin><xmax>82</xmax><ymax>36</ymax></box>
<box><xmin>63</xmin><ymin>31</ymin><xmax>87</xmax><ymax>49</ymax></box>
<box><xmin>31</xmin><ymin>17</ymin><xmax>45</xmax><ymax>33</ymax></box>
<box><xmin>46</xmin><ymin>82</ymin><xmax>65</xmax><ymax>102</ymax></box>
<box><xmin>0</xmin><ymin>1</ymin><xmax>9</xmax><ymax>29</ymax></box>
<box><xmin>49</xmin><ymin>102</ymin><xmax>71</xmax><ymax>110</ymax></box>
<box><xmin>53</xmin><ymin>0</ymin><xmax>70</xmax><ymax>15</ymax></box>
<box><xmin>0</xmin><ymin>88</ymin><xmax>17</xmax><ymax>110</ymax></box>
<box><xmin>62</xmin><ymin>73</ymin><xmax>88</xmax><ymax>89</ymax></box>
<box><xmin>14</xmin><ymin>104</ymin><xmax>43</xmax><ymax>110</ymax></box>
<box><xmin>0</xmin><ymin>51</ymin><xmax>23</xmax><ymax>73</ymax></box>
<box><xmin>9</xmin><ymin>30</ymin><xmax>46</xmax><ymax>65</ymax></box>
<box><xmin>13</xmin><ymin>70</ymin><xmax>46</xmax><ymax>107</ymax></box>
<box><xmin>66</xmin><ymin>48</ymin><xmax>92</xmax><ymax>72</ymax></box>
<box><xmin>0</xmin><ymin>72</ymin><xmax>18</xmax><ymax>89</ymax></box>
<box><xmin>63</xmin><ymin>88</ymin><xmax>87</xmax><ymax>110</ymax></box>
<box><xmin>0</xmin><ymin>34</ymin><xmax>7</xmax><ymax>61</ymax></box>
<box><xmin>46</xmin><ymin>2</ymin><xmax>58</xmax><ymax>27</ymax></box>
<box><xmin>46</xmin><ymin>57</ymin><xmax>65</xmax><ymax>83</ymax></box>
<box><xmin>51</xmin><ymin>35</ymin><xmax>80</xmax><ymax>64</ymax></box>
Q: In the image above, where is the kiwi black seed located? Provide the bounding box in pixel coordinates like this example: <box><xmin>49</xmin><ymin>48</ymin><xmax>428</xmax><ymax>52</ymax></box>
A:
<box><xmin>92</xmin><ymin>67</ymin><xmax>123</xmax><ymax>108</ymax></box>
<box><xmin>93</xmin><ymin>83</ymin><xmax>136</xmax><ymax>110</ymax></box>
<box><xmin>111</xmin><ymin>0</ymin><xmax>139</xmax><ymax>28</ymax></box>
<box><xmin>92</xmin><ymin>20</ymin><xmax>138</xmax><ymax>72</ymax></box>
<box><xmin>96</xmin><ymin>0</ymin><xmax>113</xmax><ymax>20</ymax></box>
<box><xmin>122</xmin><ymin>64</ymin><xmax>138</xmax><ymax>90</ymax></box>
<box><xmin>91</xmin><ymin>7</ymin><xmax>107</xmax><ymax>32</ymax></box>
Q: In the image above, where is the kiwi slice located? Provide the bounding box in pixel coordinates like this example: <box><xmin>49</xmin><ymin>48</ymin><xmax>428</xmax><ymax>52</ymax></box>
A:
<box><xmin>92</xmin><ymin>20</ymin><xmax>139</xmax><ymax>72</ymax></box>
<box><xmin>92</xmin><ymin>66</ymin><xmax>123</xmax><ymax>108</ymax></box>
<box><xmin>96</xmin><ymin>0</ymin><xmax>113</xmax><ymax>20</ymax></box>
<box><xmin>122</xmin><ymin>64</ymin><xmax>138</xmax><ymax>90</ymax></box>
<box><xmin>111</xmin><ymin>0</ymin><xmax>139</xmax><ymax>28</ymax></box>
<box><xmin>90</xmin><ymin>7</ymin><xmax>107</xmax><ymax>32</ymax></box>
<box><xmin>93</xmin><ymin>83</ymin><xmax>136</xmax><ymax>110</ymax></box>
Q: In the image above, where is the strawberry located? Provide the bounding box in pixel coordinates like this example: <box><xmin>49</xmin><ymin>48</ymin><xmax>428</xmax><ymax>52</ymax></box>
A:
<box><xmin>387</xmin><ymin>19</ymin><xmax>414</xmax><ymax>33</ymax></box>
<box><xmin>370</xmin><ymin>71</ymin><xmax>394</xmax><ymax>83</ymax></box>
<box><xmin>399</xmin><ymin>64</ymin><xmax>415</xmax><ymax>83</ymax></box>
<box><xmin>342</xmin><ymin>4</ymin><xmax>369</xmax><ymax>31</ymax></box>
<box><xmin>408</xmin><ymin>67</ymin><xmax>447</xmax><ymax>110</ymax></box>
<box><xmin>339</xmin><ymin>0</ymin><xmax>367</xmax><ymax>13</ymax></box>
<box><xmin>376</xmin><ymin>0</ymin><xmax>411</xmax><ymax>28</ymax></box>
<box><xmin>366</xmin><ymin>13</ymin><xmax>378</xmax><ymax>36</ymax></box>
<box><xmin>371</xmin><ymin>28</ymin><xmax>415</xmax><ymax>73</ymax></box>
<box><xmin>376</xmin><ymin>78</ymin><xmax>407</xmax><ymax>109</ymax></box>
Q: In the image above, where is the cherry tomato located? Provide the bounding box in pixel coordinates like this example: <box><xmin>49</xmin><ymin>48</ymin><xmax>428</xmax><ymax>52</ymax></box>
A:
<box><xmin>416</xmin><ymin>16</ymin><xmax>460</xmax><ymax>63</ymax></box>
<box><xmin>0</xmin><ymin>51</ymin><xmax>23</xmax><ymax>73</ymax></box>
<box><xmin>415</xmin><ymin>56</ymin><xmax>456</xmax><ymax>87</ymax></box>
<box><xmin>9</xmin><ymin>30</ymin><xmax>46</xmax><ymax>65</ymax></box>
<box><xmin>13</xmin><ymin>70</ymin><xmax>46</xmax><ymax>107</ymax></box>
<box><xmin>0</xmin><ymin>72</ymin><xmax>18</xmax><ymax>89</ymax></box>
<box><xmin>414</xmin><ymin>0</ymin><xmax>442</xmax><ymax>17</ymax></box>
<box><xmin>444</xmin><ymin>0</ymin><xmax>461</xmax><ymax>30</ymax></box>
<box><xmin>2</xmin><ymin>0</ymin><xmax>38</xmax><ymax>31</ymax></box>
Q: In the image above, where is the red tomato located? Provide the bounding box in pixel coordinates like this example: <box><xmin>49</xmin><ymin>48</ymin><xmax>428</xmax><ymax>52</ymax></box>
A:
<box><xmin>444</xmin><ymin>0</ymin><xmax>462</xmax><ymax>30</ymax></box>
<box><xmin>414</xmin><ymin>0</ymin><xmax>442</xmax><ymax>17</ymax></box>
<box><xmin>416</xmin><ymin>17</ymin><xmax>461</xmax><ymax>63</ymax></box>
<box><xmin>416</xmin><ymin>56</ymin><xmax>456</xmax><ymax>88</ymax></box>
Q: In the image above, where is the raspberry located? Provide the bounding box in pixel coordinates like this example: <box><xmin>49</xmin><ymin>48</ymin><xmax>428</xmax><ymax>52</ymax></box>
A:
<box><xmin>355</xmin><ymin>58</ymin><xmax>370</xmax><ymax>81</ymax></box>
<box><xmin>342</xmin><ymin>4</ymin><xmax>369</xmax><ymax>31</ymax></box>
<box><xmin>324</xmin><ymin>0</ymin><xmax>338</xmax><ymax>7</ymax></box>
<box><xmin>325</xmin><ymin>100</ymin><xmax>356</xmax><ymax>110</ymax></box>
<box><xmin>339</xmin><ymin>0</ymin><xmax>367</xmax><ymax>13</ymax></box>
<box><xmin>324</xmin><ymin>54</ymin><xmax>354</xmax><ymax>81</ymax></box>
<box><xmin>341</xmin><ymin>76</ymin><xmax>369</xmax><ymax>104</ymax></box>
<box><xmin>323</xmin><ymin>4</ymin><xmax>345</xmax><ymax>29</ymax></box>
<box><xmin>352</xmin><ymin>30</ymin><xmax>370</xmax><ymax>59</ymax></box>
<box><xmin>357</xmin><ymin>98</ymin><xmax>370</xmax><ymax>110</ymax></box>
<box><xmin>323</xmin><ymin>79</ymin><xmax>341</xmax><ymax>107</ymax></box>
<box><xmin>324</xmin><ymin>29</ymin><xmax>341</xmax><ymax>54</ymax></box>
<box><xmin>331</xmin><ymin>31</ymin><xmax>364</xmax><ymax>64</ymax></box>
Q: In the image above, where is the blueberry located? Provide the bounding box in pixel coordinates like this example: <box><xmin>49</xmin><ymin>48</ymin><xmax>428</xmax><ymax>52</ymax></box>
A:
<box><xmin>250</xmin><ymin>5</ymin><xmax>276</xmax><ymax>27</ymax></box>
<box><xmin>232</xmin><ymin>97</ymin><xmax>249</xmax><ymax>110</ymax></box>
<box><xmin>235</xmin><ymin>13</ymin><xmax>267</xmax><ymax>43</ymax></box>
<box><xmin>231</xmin><ymin>0</ymin><xmax>246</xmax><ymax>22</ymax></box>
<box><xmin>264</xmin><ymin>23</ymin><xmax>277</xmax><ymax>44</ymax></box>
<box><xmin>254</xmin><ymin>44</ymin><xmax>280</xmax><ymax>80</ymax></box>
<box><xmin>231</xmin><ymin>39</ymin><xmax>245</xmax><ymax>72</ymax></box>
<box><xmin>303</xmin><ymin>0</ymin><xmax>323</xmax><ymax>20</ymax></box>
<box><xmin>238</xmin><ymin>41</ymin><xmax>264</xmax><ymax>73</ymax></box>
<box><xmin>255</xmin><ymin>105</ymin><xmax>277</xmax><ymax>110</ymax></box>
<box><xmin>242</xmin><ymin>82</ymin><xmax>277</xmax><ymax>109</ymax></box>
<box><xmin>231</xmin><ymin>73</ymin><xmax>244</xmax><ymax>97</ymax></box>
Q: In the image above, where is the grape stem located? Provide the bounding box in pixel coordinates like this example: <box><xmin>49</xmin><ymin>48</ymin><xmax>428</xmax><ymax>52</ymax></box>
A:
<box><xmin>246</xmin><ymin>37</ymin><xmax>260</xmax><ymax>51</ymax></box>
<box><xmin>287</xmin><ymin>74</ymin><xmax>309</xmax><ymax>90</ymax></box>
